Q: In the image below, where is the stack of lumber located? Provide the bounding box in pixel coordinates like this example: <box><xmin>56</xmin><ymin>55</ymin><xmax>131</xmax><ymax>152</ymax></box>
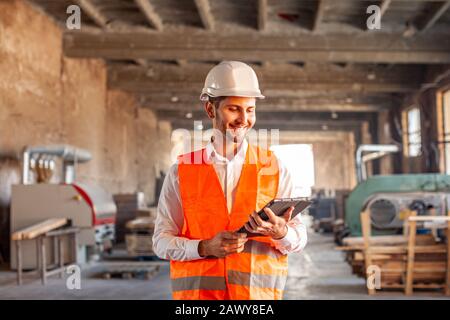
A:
<box><xmin>337</xmin><ymin>212</ymin><xmax>450</xmax><ymax>295</ymax></box>
<box><xmin>339</xmin><ymin>234</ymin><xmax>445</xmax><ymax>283</ymax></box>
<box><xmin>113</xmin><ymin>193</ymin><xmax>147</xmax><ymax>243</ymax></box>
<box><xmin>125</xmin><ymin>216</ymin><xmax>155</xmax><ymax>257</ymax></box>
<box><xmin>11</xmin><ymin>218</ymin><xmax>68</xmax><ymax>240</ymax></box>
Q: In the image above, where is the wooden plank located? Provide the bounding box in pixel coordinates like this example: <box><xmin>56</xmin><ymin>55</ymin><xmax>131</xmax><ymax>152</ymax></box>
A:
<box><xmin>379</xmin><ymin>0</ymin><xmax>392</xmax><ymax>17</ymax></box>
<box><xmin>361</xmin><ymin>210</ymin><xmax>376</xmax><ymax>295</ymax></box>
<box><xmin>343</xmin><ymin>235</ymin><xmax>408</xmax><ymax>246</ymax></box>
<box><xmin>194</xmin><ymin>0</ymin><xmax>214</xmax><ymax>31</ymax></box>
<box><xmin>446</xmin><ymin>214</ymin><xmax>450</xmax><ymax>295</ymax></box>
<box><xmin>405</xmin><ymin>212</ymin><xmax>417</xmax><ymax>295</ymax></box>
<box><xmin>11</xmin><ymin>218</ymin><xmax>68</xmax><ymax>241</ymax></box>
<box><xmin>258</xmin><ymin>0</ymin><xmax>268</xmax><ymax>31</ymax></box>
<box><xmin>313</xmin><ymin>0</ymin><xmax>326</xmax><ymax>32</ymax></box>
<box><xmin>108</xmin><ymin>63</ymin><xmax>421</xmax><ymax>94</ymax></box>
<box><xmin>134</xmin><ymin>0</ymin><xmax>163</xmax><ymax>31</ymax></box>
<box><xmin>63</xmin><ymin>32</ymin><xmax>450</xmax><ymax>64</ymax></box>
<box><xmin>75</xmin><ymin>0</ymin><xmax>108</xmax><ymax>27</ymax></box>
<box><xmin>409</xmin><ymin>216</ymin><xmax>450</xmax><ymax>222</ymax></box>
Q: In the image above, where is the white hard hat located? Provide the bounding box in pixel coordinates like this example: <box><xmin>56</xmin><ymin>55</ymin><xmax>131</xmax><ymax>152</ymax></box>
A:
<box><xmin>200</xmin><ymin>61</ymin><xmax>265</xmax><ymax>101</ymax></box>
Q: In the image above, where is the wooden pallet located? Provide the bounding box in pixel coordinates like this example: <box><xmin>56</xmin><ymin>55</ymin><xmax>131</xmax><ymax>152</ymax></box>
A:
<box><xmin>359</xmin><ymin>210</ymin><xmax>450</xmax><ymax>296</ymax></box>
<box><xmin>96</xmin><ymin>261</ymin><xmax>166</xmax><ymax>280</ymax></box>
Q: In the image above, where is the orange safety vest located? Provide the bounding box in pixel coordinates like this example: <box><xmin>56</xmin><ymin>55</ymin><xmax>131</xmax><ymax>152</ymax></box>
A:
<box><xmin>171</xmin><ymin>144</ymin><xmax>288</xmax><ymax>300</ymax></box>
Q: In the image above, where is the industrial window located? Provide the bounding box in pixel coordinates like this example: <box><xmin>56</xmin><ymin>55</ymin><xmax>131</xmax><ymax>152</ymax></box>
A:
<box><xmin>442</xmin><ymin>90</ymin><xmax>450</xmax><ymax>174</ymax></box>
<box><xmin>270</xmin><ymin>144</ymin><xmax>315</xmax><ymax>197</ymax></box>
<box><xmin>403</xmin><ymin>107</ymin><xmax>422</xmax><ymax>157</ymax></box>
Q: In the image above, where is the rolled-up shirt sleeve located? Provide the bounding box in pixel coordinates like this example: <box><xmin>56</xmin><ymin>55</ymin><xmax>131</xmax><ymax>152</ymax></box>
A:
<box><xmin>152</xmin><ymin>164</ymin><xmax>203</xmax><ymax>261</ymax></box>
<box><xmin>271</xmin><ymin>157</ymin><xmax>308</xmax><ymax>255</ymax></box>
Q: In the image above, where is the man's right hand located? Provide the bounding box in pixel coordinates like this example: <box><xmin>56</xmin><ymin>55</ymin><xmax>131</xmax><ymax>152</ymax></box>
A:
<box><xmin>198</xmin><ymin>231</ymin><xmax>248</xmax><ymax>258</ymax></box>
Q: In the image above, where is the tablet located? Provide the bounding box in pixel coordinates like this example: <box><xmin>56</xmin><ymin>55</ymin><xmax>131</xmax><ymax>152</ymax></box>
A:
<box><xmin>236</xmin><ymin>198</ymin><xmax>311</xmax><ymax>236</ymax></box>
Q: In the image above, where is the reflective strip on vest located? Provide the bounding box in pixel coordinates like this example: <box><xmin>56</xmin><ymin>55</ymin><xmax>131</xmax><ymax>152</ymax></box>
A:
<box><xmin>227</xmin><ymin>270</ymin><xmax>287</xmax><ymax>290</ymax></box>
<box><xmin>172</xmin><ymin>276</ymin><xmax>227</xmax><ymax>291</ymax></box>
<box><xmin>242</xmin><ymin>240</ymin><xmax>283</xmax><ymax>259</ymax></box>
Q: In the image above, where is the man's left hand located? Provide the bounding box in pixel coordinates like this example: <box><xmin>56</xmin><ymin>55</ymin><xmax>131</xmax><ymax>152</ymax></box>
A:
<box><xmin>244</xmin><ymin>206</ymin><xmax>294</xmax><ymax>239</ymax></box>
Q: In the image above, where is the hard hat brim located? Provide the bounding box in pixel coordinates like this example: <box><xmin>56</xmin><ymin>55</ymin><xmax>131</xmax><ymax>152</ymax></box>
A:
<box><xmin>200</xmin><ymin>89</ymin><xmax>265</xmax><ymax>102</ymax></box>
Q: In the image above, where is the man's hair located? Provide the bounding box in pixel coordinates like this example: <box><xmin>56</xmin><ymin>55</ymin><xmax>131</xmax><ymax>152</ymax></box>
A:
<box><xmin>208</xmin><ymin>96</ymin><xmax>226</xmax><ymax>109</ymax></box>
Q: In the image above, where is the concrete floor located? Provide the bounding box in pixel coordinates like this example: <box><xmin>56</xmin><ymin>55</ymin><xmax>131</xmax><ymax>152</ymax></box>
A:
<box><xmin>1</xmin><ymin>225</ymin><xmax>449</xmax><ymax>300</ymax></box>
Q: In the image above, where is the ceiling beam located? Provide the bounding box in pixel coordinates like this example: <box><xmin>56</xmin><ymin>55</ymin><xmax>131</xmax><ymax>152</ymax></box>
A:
<box><xmin>141</xmin><ymin>93</ymin><xmax>396</xmax><ymax>112</ymax></box>
<box><xmin>365</xmin><ymin>0</ymin><xmax>392</xmax><ymax>30</ymax></box>
<box><xmin>170</xmin><ymin>119</ymin><xmax>363</xmax><ymax>132</ymax></box>
<box><xmin>258</xmin><ymin>0</ymin><xmax>268</xmax><ymax>31</ymax></box>
<box><xmin>313</xmin><ymin>0</ymin><xmax>326</xmax><ymax>32</ymax></box>
<box><xmin>134</xmin><ymin>0</ymin><xmax>163</xmax><ymax>31</ymax></box>
<box><xmin>417</xmin><ymin>1</ymin><xmax>450</xmax><ymax>32</ymax></box>
<box><xmin>194</xmin><ymin>0</ymin><xmax>215</xmax><ymax>31</ymax></box>
<box><xmin>107</xmin><ymin>63</ymin><xmax>422</xmax><ymax>94</ymax></box>
<box><xmin>75</xmin><ymin>0</ymin><xmax>108</xmax><ymax>27</ymax></box>
<box><xmin>64</xmin><ymin>32</ymin><xmax>450</xmax><ymax>64</ymax></box>
<box><xmin>158</xmin><ymin>110</ymin><xmax>375</xmax><ymax>121</ymax></box>
<box><xmin>379</xmin><ymin>0</ymin><xmax>392</xmax><ymax>18</ymax></box>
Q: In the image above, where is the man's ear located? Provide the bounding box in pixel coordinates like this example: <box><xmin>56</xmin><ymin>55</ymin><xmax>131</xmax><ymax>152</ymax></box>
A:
<box><xmin>205</xmin><ymin>101</ymin><xmax>215</xmax><ymax>119</ymax></box>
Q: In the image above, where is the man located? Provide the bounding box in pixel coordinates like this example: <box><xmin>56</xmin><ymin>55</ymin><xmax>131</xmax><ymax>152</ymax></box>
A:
<box><xmin>153</xmin><ymin>61</ymin><xmax>307</xmax><ymax>300</ymax></box>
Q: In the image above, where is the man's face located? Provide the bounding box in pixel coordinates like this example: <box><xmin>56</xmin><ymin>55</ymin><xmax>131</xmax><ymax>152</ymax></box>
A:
<box><xmin>206</xmin><ymin>96</ymin><xmax>256</xmax><ymax>142</ymax></box>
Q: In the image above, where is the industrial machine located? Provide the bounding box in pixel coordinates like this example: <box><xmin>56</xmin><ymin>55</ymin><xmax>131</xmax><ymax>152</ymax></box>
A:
<box><xmin>341</xmin><ymin>144</ymin><xmax>450</xmax><ymax>238</ymax></box>
<box><xmin>10</xmin><ymin>145</ymin><xmax>116</xmax><ymax>269</ymax></box>
<box><xmin>345</xmin><ymin>174</ymin><xmax>450</xmax><ymax>236</ymax></box>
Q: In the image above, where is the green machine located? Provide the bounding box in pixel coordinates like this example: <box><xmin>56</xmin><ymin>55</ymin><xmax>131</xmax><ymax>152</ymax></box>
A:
<box><xmin>345</xmin><ymin>173</ymin><xmax>450</xmax><ymax>237</ymax></box>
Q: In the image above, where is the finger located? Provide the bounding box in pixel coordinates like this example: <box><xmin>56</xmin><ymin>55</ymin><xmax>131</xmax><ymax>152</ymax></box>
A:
<box><xmin>222</xmin><ymin>232</ymin><xmax>241</xmax><ymax>240</ymax></box>
<box><xmin>244</xmin><ymin>223</ymin><xmax>253</xmax><ymax>233</ymax></box>
<box><xmin>233</xmin><ymin>232</ymin><xmax>247</xmax><ymax>239</ymax></box>
<box><xmin>255</xmin><ymin>227</ymin><xmax>271</xmax><ymax>236</ymax></box>
<box><xmin>248</xmin><ymin>216</ymin><xmax>259</xmax><ymax>230</ymax></box>
<box><xmin>251</xmin><ymin>211</ymin><xmax>264</xmax><ymax>226</ymax></box>
<box><xmin>264</xmin><ymin>208</ymin><xmax>278</xmax><ymax>224</ymax></box>
<box><xmin>224</xmin><ymin>243</ymin><xmax>241</xmax><ymax>251</ymax></box>
<box><xmin>284</xmin><ymin>206</ymin><xmax>294</xmax><ymax>222</ymax></box>
<box><xmin>223</xmin><ymin>238</ymin><xmax>247</xmax><ymax>246</ymax></box>
<box><xmin>252</xmin><ymin>212</ymin><xmax>274</xmax><ymax>229</ymax></box>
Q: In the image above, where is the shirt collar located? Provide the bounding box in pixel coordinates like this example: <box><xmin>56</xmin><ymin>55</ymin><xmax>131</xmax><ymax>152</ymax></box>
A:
<box><xmin>205</xmin><ymin>139</ymin><xmax>248</xmax><ymax>164</ymax></box>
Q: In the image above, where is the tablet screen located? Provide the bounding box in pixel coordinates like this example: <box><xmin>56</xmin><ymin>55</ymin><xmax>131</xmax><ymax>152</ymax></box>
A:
<box><xmin>237</xmin><ymin>198</ymin><xmax>311</xmax><ymax>235</ymax></box>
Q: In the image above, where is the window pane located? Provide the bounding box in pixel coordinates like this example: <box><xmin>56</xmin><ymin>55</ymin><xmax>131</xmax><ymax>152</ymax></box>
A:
<box><xmin>443</xmin><ymin>91</ymin><xmax>450</xmax><ymax>173</ymax></box>
<box><xmin>407</xmin><ymin>108</ymin><xmax>421</xmax><ymax>157</ymax></box>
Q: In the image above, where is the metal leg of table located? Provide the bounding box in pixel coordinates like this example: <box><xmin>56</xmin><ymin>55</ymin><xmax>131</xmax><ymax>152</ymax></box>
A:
<box><xmin>59</xmin><ymin>235</ymin><xmax>64</xmax><ymax>278</ymax></box>
<box><xmin>36</xmin><ymin>238</ymin><xmax>41</xmax><ymax>273</ymax></box>
<box><xmin>40</xmin><ymin>237</ymin><xmax>47</xmax><ymax>285</ymax></box>
<box><xmin>16</xmin><ymin>241</ymin><xmax>22</xmax><ymax>285</ymax></box>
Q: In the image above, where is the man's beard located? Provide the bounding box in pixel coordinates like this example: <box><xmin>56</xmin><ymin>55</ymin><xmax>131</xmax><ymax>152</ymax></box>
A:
<box><xmin>210</xmin><ymin>126</ymin><xmax>248</xmax><ymax>152</ymax></box>
<box><xmin>225</xmin><ymin>127</ymin><xmax>247</xmax><ymax>144</ymax></box>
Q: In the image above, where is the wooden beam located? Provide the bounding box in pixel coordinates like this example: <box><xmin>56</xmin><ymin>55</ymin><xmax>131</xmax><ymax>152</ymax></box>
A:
<box><xmin>418</xmin><ymin>1</ymin><xmax>450</xmax><ymax>32</ymax></box>
<box><xmin>107</xmin><ymin>63</ymin><xmax>422</xmax><ymax>94</ymax></box>
<box><xmin>258</xmin><ymin>0</ymin><xmax>268</xmax><ymax>31</ymax></box>
<box><xmin>170</xmin><ymin>119</ymin><xmax>363</xmax><ymax>132</ymax></box>
<box><xmin>380</xmin><ymin>0</ymin><xmax>392</xmax><ymax>18</ymax></box>
<box><xmin>64</xmin><ymin>32</ymin><xmax>450</xmax><ymax>64</ymax></box>
<box><xmin>75</xmin><ymin>0</ymin><xmax>108</xmax><ymax>27</ymax></box>
<box><xmin>141</xmin><ymin>94</ymin><xmax>396</xmax><ymax>112</ymax></box>
<box><xmin>134</xmin><ymin>0</ymin><xmax>164</xmax><ymax>31</ymax></box>
<box><xmin>158</xmin><ymin>110</ymin><xmax>375</xmax><ymax>122</ymax></box>
<box><xmin>365</xmin><ymin>0</ymin><xmax>391</xmax><ymax>30</ymax></box>
<box><xmin>194</xmin><ymin>0</ymin><xmax>214</xmax><ymax>31</ymax></box>
<box><xmin>313</xmin><ymin>0</ymin><xmax>326</xmax><ymax>32</ymax></box>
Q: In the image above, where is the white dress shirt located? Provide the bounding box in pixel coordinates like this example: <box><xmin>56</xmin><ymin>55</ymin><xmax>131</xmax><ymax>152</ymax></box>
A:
<box><xmin>153</xmin><ymin>139</ymin><xmax>308</xmax><ymax>261</ymax></box>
